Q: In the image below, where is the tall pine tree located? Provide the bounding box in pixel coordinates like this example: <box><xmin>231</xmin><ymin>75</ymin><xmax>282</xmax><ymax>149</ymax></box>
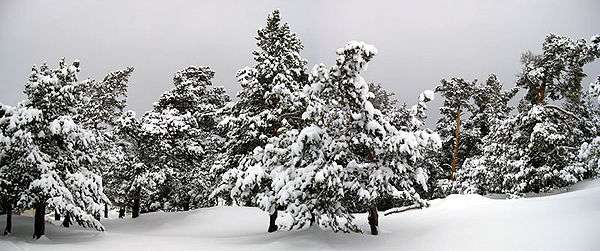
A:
<box><xmin>214</xmin><ymin>9</ymin><xmax>308</xmax><ymax>232</ymax></box>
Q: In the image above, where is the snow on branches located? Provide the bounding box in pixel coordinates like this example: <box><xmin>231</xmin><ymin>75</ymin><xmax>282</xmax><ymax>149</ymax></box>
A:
<box><xmin>221</xmin><ymin>40</ymin><xmax>439</xmax><ymax>234</ymax></box>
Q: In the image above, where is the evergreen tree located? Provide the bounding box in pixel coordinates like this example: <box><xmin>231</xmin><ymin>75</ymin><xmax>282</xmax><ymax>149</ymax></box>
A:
<box><xmin>0</xmin><ymin>59</ymin><xmax>108</xmax><ymax>238</ymax></box>
<box><xmin>140</xmin><ymin>66</ymin><xmax>229</xmax><ymax>211</ymax></box>
<box><xmin>221</xmin><ymin>41</ymin><xmax>439</xmax><ymax>235</ymax></box>
<box><xmin>517</xmin><ymin>34</ymin><xmax>600</xmax><ymax>106</ymax></box>
<box><xmin>431</xmin><ymin>75</ymin><xmax>517</xmax><ymax>196</ymax></box>
<box><xmin>214</xmin><ymin>9</ymin><xmax>308</xmax><ymax>232</ymax></box>
<box><xmin>78</xmin><ymin>67</ymin><xmax>135</xmax><ymax>219</ymax></box>
<box><xmin>458</xmin><ymin>34</ymin><xmax>600</xmax><ymax>195</ymax></box>
<box><xmin>576</xmin><ymin>76</ymin><xmax>600</xmax><ymax>178</ymax></box>
<box><xmin>110</xmin><ymin>110</ymin><xmax>165</xmax><ymax>218</ymax></box>
<box><xmin>368</xmin><ymin>82</ymin><xmax>398</xmax><ymax>114</ymax></box>
<box><xmin>434</xmin><ymin>78</ymin><xmax>476</xmax><ymax>181</ymax></box>
<box><xmin>470</xmin><ymin>74</ymin><xmax>518</xmax><ymax>139</ymax></box>
<box><xmin>0</xmin><ymin>104</ymin><xmax>35</xmax><ymax>235</ymax></box>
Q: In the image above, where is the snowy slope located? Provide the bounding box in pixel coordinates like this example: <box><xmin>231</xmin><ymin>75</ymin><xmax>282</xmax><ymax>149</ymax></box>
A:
<box><xmin>1</xmin><ymin>180</ymin><xmax>600</xmax><ymax>251</ymax></box>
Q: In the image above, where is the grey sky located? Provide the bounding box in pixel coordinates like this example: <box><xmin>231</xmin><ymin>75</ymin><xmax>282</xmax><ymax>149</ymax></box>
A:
<box><xmin>1</xmin><ymin>0</ymin><xmax>599</xmax><ymax>120</ymax></box>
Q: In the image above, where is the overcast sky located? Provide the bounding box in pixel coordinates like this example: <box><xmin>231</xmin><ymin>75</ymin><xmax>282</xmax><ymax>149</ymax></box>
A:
<box><xmin>1</xmin><ymin>0</ymin><xmax>599</xmax><ymax>119</ymax></box>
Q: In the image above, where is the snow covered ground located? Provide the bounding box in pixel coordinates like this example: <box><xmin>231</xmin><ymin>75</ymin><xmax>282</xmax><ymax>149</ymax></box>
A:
<box><xmin>2</xmin><ymin>179</ymin><xmax>600</xmax><ymax>251</ymax></box>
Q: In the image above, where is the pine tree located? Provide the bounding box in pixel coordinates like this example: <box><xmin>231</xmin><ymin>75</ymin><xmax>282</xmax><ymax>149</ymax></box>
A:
<box><xmin>435</xmin><ymin>78</ymin><xmax>476</xmax><ymax>181</ymax></box>
<box><xmin>367</xmin><ymin>84</ymin><xmax>441</xmax><ymax>205</ymax></box>
<box><xmin>517</xmin><ymin>34</ymin><xmax>600</xmax><ymax>106</ymax></box>
<box><xmin>0</xmin><ymin>104</ymin><xmax>36</xmax><ymax>235</ymax></box>
<box><xmin>0</xmin><ymin>59</ymin><xmax>109</xmax><ymax>238</ymax></box>
<box><xmin>222</xmin><ymin>41</ymin><xmax>439</xmax><ymax>235</ymax></box>
<box><xmin>576</xmin><ymin>76</ymin><xmax>600</xmax><ymax>178</ymax></box>
<box><xmin>368</xmin><ymin>82</ymin><xmax>398</xmax><ymax>114</ymax></box>
<box><xmin>110</xmin><ymin>110</ymin><xmax>165</xmax><ymax>218</ymax></box>
<box><xmin>214</xmin><ymin>9</ymin><xmax>308</xmax><ymax>232</ymax></box>
<box><xmin>458</xmin><ymin>34</ymin><xmax>600</xmax><ymax>195</ymax></box>
<box><xmin>78</xmin><ymin>67</ymin><xmax>134</xmax><ymax>219</ymax></box>
<box><xmin>139</xmin><ymin>66</ymin><xmax>229</xmax><ymax>211</ymax></box>
<box><xmin>470</xmin><ymin>74</ymin><xmax>518</xmax><ymax>139</ymax></box>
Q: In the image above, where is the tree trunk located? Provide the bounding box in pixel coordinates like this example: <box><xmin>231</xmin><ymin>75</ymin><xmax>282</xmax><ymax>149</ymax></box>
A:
<box><xmin>132</xmin><ymin>188</ymin><xmax>141</xmax><ymax>218</ymax></box>
<box><xmin>368</xmin><ymin>206</ymin><xmax>379</xmax><ymax>235</ymax></box>
<box><xmin>104</xmin><ymin>204</ymin><xmax>109</xmax><ymax>218</ymax></box>
<box><xmin>4</xmin><ymin>205</ymin><xmax>12</xmax><ymax>236</ymax></box>
<box><xmin>450</xmin><ymin>109</ymin><xmax>462</xmax><ymax>180</ymax></box>
<box><xmin>119</xmin><ymin>207</ymin><xmax>125</xmax><ymax>218</ymax></box>
<box><xmin>33</xmin><ymin>203</ymin><xmax>46</xmax><ymax>239</ymax></box>
<box><xmin>536</xmin><ymin>83</ymin><xmax>546</xmax><ymax>105</ymax></box>
<box><xmin>183</xmin><ymin>198</ymin><xmax>190</xmax><ymax>211</ymax></box>
<box><xmin>54</xmin><ymin>209</ymin><xmax>61</xmax><ymax>221</ymax></box>
<box><xmin>267</xmin><ymin>210</ymin><xmax>278</xmax><ymax>233</ymax></box>
<box><xmin>62</xmin><ymin>212</ymin><xmax>71</xmax><ymax>228</ymax></box>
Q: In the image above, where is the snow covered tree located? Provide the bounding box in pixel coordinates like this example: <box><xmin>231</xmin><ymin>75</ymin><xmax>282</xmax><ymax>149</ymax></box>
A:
<box><xmin>109</xmin><ymin>110</ymin><xmax>165</xmax><ymax>218</ymax></box>
<box><xmin>0</xmin><ymin>104</ymin><xmax>36</xmax><ymax>235</ymax></box>
<box><xmin>431</xmin><ymin>74</ymin><xmax>517</xmax><ymax>196</ymax></box>
<box><xmin>579</xmin><ymin>137</ymin><xmax>600</xmax><ymax>178</ymax></box>
<box><xmin>590</xmin><ymin>76</ymin><xmax>600</xmax><ymax>102</ymax></box>
<box><xmin>78</xmin><ymin>67</ymin><xmax>134</xmax><ymax>130</ymax></box>
<box><xmin>517</xmin><ymin>34</ymin><xmax>600</xmax><ymax>106</ymax></box>
<box><xmin>214</xmin><ymin>9</ymin><xmax>308</xmax><ymax>232</ymax></box>
<box><xmin>139</xmin><ymin>66</ymin><xmax>229</xmax><ymax>211</ymax></box>
<box><xmin>368</xmin><ymin>82</ymin><xmax>398</xmax><ymax>114</ymax></box>
<box><xmin>435</xmin><ymin>78</ymin><xmax>476</xmax><ymax>181</ymax></box>
<box><xmin>458</xmin><ymin>34</ymin><xmax>600</xmax><ymax>195</ymax></box>
<box><xmin>576</xmin><ymin>76</ymin><xmax>600</xmax><ymax>178</ymax></box>
<box><xmin>470</xmin><ymin>74</ymin><xmax>518</xmax><ymax>139</ymax></box>
<box><xmin>76</xmin><ymin>67</ymin><xmax>135</xmax><ymax>219</ymax></box>
<box><xmin>221</xmin><ymin>41</ymin><xmax>439</xmax><ymax>235</ymax></box>
<box><xmin>366</xmin><ymin>83</ymin><xmax>442</xmax><ymax>205</ymax></box>
<box><xmin>0</xmin><ymin>59</ymin><xmax>109</xmax><ymax>238</ymax></box>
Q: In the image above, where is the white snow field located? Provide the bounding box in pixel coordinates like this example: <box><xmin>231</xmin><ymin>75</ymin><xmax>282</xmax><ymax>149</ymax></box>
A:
<box><xmin>1</xmin><ymin>179</ymin><xmax>600</xmax><ymax>251</ymax></box>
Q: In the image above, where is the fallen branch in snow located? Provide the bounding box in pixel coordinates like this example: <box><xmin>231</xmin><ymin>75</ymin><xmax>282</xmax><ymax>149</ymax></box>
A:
<box><xmin>383</xmin><ymin>204</ymin><xmax>423</xmax><ymax>216</ymax></box>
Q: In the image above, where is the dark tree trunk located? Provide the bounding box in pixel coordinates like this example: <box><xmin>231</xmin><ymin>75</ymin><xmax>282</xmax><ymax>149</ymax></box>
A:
<box><xmin>368</xmin><ymin>206</ymin><xmax>379</xmax><ymax>235</ymax></box>
<box><xmin>450</xmin><ymin>109</ymin><xmax>462</xmax><ymax>180</ymax></box>
<box><xmin>62</xmin><ymin>212</ymin><xmax>71</xmax><ymax>228</ymax></box>
<box><xmin>536</xmin><ymin>83</ymin><xmax>546</xmax><ymax>105</ymax></box>
<box><xmin>4</xmin><ymin>205</ymin><xmax>12</xmax><ymax>236</ymax></box>
<box><xmin>54</xmin><ymin>209</ymin><xmax>60</xmax><ymax>221</ymax></box>
<box><xmin>119</xmin><ymin>207</ymin><xmax>125</xmax><ymax>218</ymax></box>
<box><xmin>33</xmin><ymin>203</ymin><xmax>46</xmax><ymax>239</ymax></box>
<box><xmin>267</xmin><ymin>210</ymin><xmax>278</xmax><ymax>233</ymax></box>
<box><xmin>104</xmin><ymin>204</ymin><xmax>109</xmax><ymax>218</ymax></box>
<box><xmin>132</xmin><ymin>188</ymin><xmax>141</xmax><ymax>218</ymax></box>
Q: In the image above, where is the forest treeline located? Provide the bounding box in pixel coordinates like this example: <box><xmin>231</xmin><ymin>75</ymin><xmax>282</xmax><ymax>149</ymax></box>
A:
<box><xmin>1</xmin><ymin>10</ymin><xmax>599</xmax><ymax>238</ymax></box>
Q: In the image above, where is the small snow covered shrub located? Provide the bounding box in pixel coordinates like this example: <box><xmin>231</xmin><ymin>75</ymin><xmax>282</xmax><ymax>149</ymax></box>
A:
<box><xmin>579</xmin><ymin>137</ymin><xmax>600</xmax><ymax>177</ymax></box>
